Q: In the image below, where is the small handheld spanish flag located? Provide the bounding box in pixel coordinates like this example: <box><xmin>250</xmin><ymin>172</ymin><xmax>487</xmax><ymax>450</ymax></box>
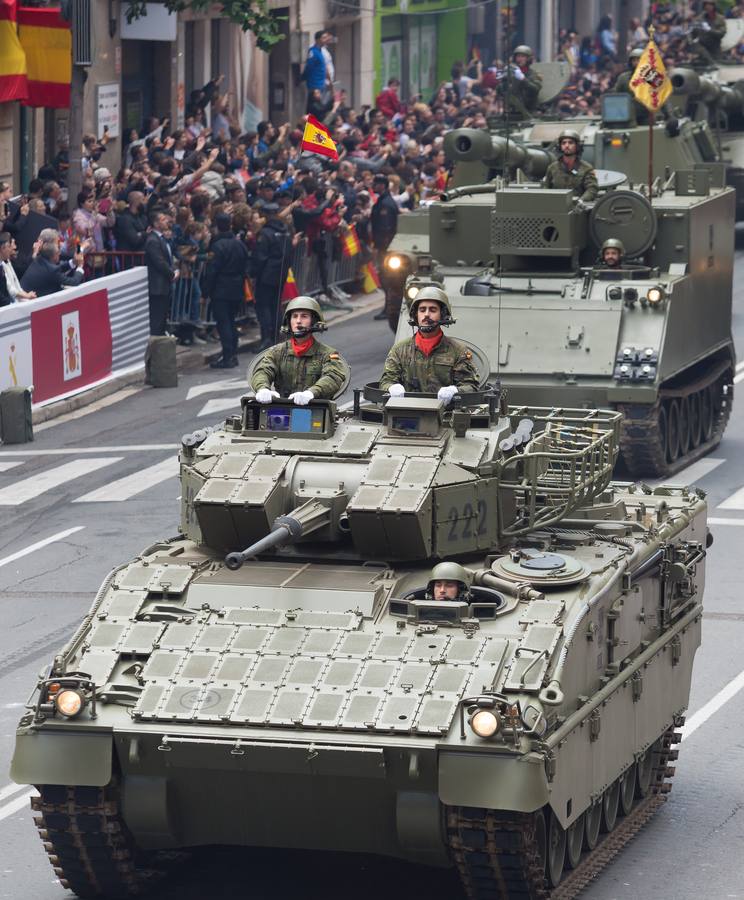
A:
<box><xmin>342</xmin><ymin>224</ymin><xmax>360</xmax><ymax>258</ymax></box>
<box><xmin>629</xmin><ymin>28</ymin><xmax>672</xmax><ymax>114</ymax></box>
<box><xmin>301</xmin><ymin>115</ymin><xmax>338</xmax><ymax>161</ymax></box>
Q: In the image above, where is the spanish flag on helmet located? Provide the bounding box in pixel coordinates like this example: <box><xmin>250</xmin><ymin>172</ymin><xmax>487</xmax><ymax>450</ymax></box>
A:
<box><xmin>301</xmin><ymin>115</ymin><xmax>339</xmax><ymax>161</ymax></box>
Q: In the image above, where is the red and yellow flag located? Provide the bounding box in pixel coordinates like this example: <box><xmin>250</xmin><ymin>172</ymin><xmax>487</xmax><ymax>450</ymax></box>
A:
<box><xmin>281</xmin><ymin>267</ymin><xmax>300</xmax><ymax>301</ymax></box>
<box><xmin>361</xmin><ymin>261</ymin><xmax>381</xmax><ymax>293</ymax></box>
<box><xmin>18</xmin><ymin>5</ymin><xmax>71</xmax><ymax>108</ymax></box>
<box><xmin>629</xmin><ymin>35</ymin><xmax>672</xmax><ymax>113</ymax></box>
<box><xmin>301</xmin><ymin>115</ymin><xmax>338</xmax><ymax>160</ymax></box>
<box><xmin>342</xmin><ymin>224</ymin><xmax>360</xmax><ymax>258</ymax></box>
<box><xmin>0</xmin><ymin>0</ymin><xmax>28</xmax><ymax>103</ymax></box>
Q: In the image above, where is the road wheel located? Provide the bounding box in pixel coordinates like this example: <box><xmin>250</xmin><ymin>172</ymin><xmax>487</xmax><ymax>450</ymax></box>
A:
<box><xmin>677</xmin><ymin>396</ymin><xmax>691</xmax><ymax>456</ymax></box>
<box><xmin>688</xmin><ymin>390</ymin><xmax>702</xmax><ymax>449</ymax></box>
<box><xmin>619</xmin><ymin>763</ymin><xmax>637</xmax><ymax>815</ymax></box>
<box><xmin>565</xmin><ymin>814</ymin><xmax>584</xmax><ymax>870</ymax></box>
<box><xmin>601</xmin><ymin>780</ymin><xmax>620</xmax><ymax>832</ymax></box>
<box><xmin>584</xmin><ymin>801</ymin><xmax>602</xmax><ymax>850</ymax></box>
<box><xmin>546</xmin><ymin>810</ymin><xmax>566</xmax><ymax>888</ymax></box>
<box><xmin>533</xmin><ymin>809</ymin><xmax>547</xmax><ymax>875</ymax></box>
<box><xmin>666</xmin><ymin>399</ymin><xmax>681</xmax><ymax>463</ymax></box>
<box><xmin>636</xmin><ymin>740</ymin><xmax>659</xmax><ymax>798</ymax></box>
<box><xmin>700</xmin><ymin>385</ymin><xmax>715</xmax><ymax>442</ymax></box>
<box><xmin>656</xmin><ymin>403</ymin><xmax>669</xmax><ymax>462</ymax></box>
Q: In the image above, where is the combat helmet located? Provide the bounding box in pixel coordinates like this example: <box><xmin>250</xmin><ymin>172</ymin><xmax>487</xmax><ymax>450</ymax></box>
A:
<box><xmin>407</xmin><ymin>284</ymin><xmax>455</xmax><ymax>328</ymax></box>
<box><xmin>513</xmin><ymin>45</ymin><xmax>533</xmax><ymax>61</ymax></box>
<box><xmin>628</xmin><ymin>47</ymin><xmax>643</xmax><ymax>67</ymax></box>
<box><xmin>427</xmin><ymin>562</ymin><xmax>473</xmax><ymax>600</ymax></box>
<box><xmin>281</xmin><ymin>296</ymin><xmax>328</xmax><ymax>335</ymax></box>
<box><xmin>557</xmin><ymin>127</ymin><xmax>583</xmax><ymax>154</ymax></box>
<box><xmin>601</xmin><ymin>238</ymin><xmax>625</xmax><ymax>255</ymax></box>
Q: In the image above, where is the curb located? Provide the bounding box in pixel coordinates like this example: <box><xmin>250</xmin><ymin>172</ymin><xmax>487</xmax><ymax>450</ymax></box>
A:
<box><xmin>31</xmin><ymin>290</ymin><xmax>385</xmax><ymax>427</ymax></box>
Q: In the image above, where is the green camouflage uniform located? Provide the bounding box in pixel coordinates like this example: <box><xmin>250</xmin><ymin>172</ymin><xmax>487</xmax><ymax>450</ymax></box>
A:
<box><xmin>251</xmin><ymin>339</ymin><xmax>347</xmax><ymax>399</ymax></box>
<box><xmin>543</xmin><ymin>158</ymin><xmax>598</xmax><ymax>202</ymax></box>
<box><xmin>380</xmin><ymin>335</ymin><xmax>480</xmax><ymax>394</ymax></box>
<box><xmin>506</xmin><ymin>68</ymin><xmax>543</xmax><ymax>118</ymax></box>
<box><xmin>691</xmin><ymin>13</ymin><xmax>727</xmax><ymax>64</ymax></box>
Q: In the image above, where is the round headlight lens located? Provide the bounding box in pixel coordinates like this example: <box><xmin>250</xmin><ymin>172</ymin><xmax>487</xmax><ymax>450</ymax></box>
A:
<box><xmin>470</xmin><ymin>708</ymin><xmax>500</xmax><ymax>738</ymax></box>
<box><xmin>406</xmin><ymin>285</ymin><xmax>420</xmax><ymax>301</ymax></box>
<box><xmin>386</xmin><ymin>255</ymin><xmax>403</xmax><ymax>271</ymax></box>
<box><xmin>647</xmin><ymin>286</ymin><xmax>664</xmax><ymax>305</ymax></box>
<box><xmin>56</xmin><ymin>689</ymin><xmax>84</xmax><ymax>718</ymax></box>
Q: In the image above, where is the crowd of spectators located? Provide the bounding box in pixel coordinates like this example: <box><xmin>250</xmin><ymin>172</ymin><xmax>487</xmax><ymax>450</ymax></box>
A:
<box><xmin>4</xmin><ymin>3</ymin><xmax>744</xmax><ymax>348</ymax></box>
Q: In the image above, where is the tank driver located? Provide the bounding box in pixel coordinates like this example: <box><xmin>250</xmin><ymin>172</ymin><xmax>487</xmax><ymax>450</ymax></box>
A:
<box><xmin>598</xmin><ymin>238</ymin><xmax>625</xmax><ymax>269</ymax></box>
<box><xmin>379</xmin><ymin>285</ymin><xmax>479</xmax><ymax>405</ymax></box>
<box><xmin>251</xmin><ymin>296</ymin><xmax>347</xmax><ymax>406</ymax></box>
<box><xmin>542</xmin><ymin>129</ymin><xmax>598</xmax><ymax>205</ymax></box>
<box><xmin>428</xmin><ymin>562</ymin><xmax>473</xmax><ymax>602</ymax></box>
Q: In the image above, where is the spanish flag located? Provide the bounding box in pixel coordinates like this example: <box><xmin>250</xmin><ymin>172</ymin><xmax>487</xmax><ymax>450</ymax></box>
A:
<box><xmin>361</xmin><ymin>261</ymin><xmax>381</xmax><ymax>293</ymax></box>
<box><xmin>629</xmin><ymin>33</ymin><xmax>672</xmax><ymax>113</ymax></box>
<box><xmin>18</xmin><ymin>5</ymin><xmax>71</xmax><ymax>108</ymax></box>
<box><xmin>0</xmin><ymin>0</ymin><xmax>28</xmax><ymax>103</ymax></box>
<box><xmin>341</xmin><ymin>224</ymin><xmax>360</xmax><ymax>258</ymax></box>
<box><xmin>301</xmin><ymin>115</ymin><xmax>338</xmax><ymax>161</ymax></box>
<box><xmin>281</xmin><ymin>267</ymin><xmax>300</xmax><ymax>301</ymax></box>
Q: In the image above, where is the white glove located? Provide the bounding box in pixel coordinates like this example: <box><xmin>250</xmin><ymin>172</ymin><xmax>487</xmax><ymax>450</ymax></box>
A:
<box><xmin>256</xmin><ymin>388</ymin><xmax>279</xmax><ymax>404</ymax></box>
<box><xmin>289</xmin><ymin>390</ymin><xmax>314</xmax><ymax>406</ymax></box>
<box><xmin>388</xmin><ymin>383</ymin><xmax>405</xmax><ymax>397</ymax></box>
<box><xmin>511</xmin><ymin>65</ymin><xmax>526</xmax><ymax>81</ymax></box>
<box><xmin>437</xmin><ymin>385</ymin><xmax>459</xmax><ymax>405</ymax></box>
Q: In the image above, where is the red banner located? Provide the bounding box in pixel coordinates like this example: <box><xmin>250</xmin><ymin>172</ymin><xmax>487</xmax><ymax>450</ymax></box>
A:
<box><xmin>30</xmin><ymin>289</ymin><xmax>112</xmax><ymax>402</ymax></box>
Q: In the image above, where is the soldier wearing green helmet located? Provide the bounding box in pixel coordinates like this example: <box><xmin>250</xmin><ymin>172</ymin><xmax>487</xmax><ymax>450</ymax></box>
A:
<box><xmin>379</xmin><ymin>285</ymin><xmax>479</xmax><ymax>404</ymax></box>
<box><xmin>690</xmin><ymin>1</ymin><xmax>726</xmax><ymax>65</ymax></box>
<box><xmin>427</xmin><ymin>561</ymin><xmax>473</xmax><ymax>602</ymax></box>
<box><xmin>502</xmin><ymin>44</ymin><xmax>542</xmax><ymax>118</ymax></box>
<box><xmin>542</xmin><ymin>128</ymin><xmax>598</xmax><ymax>204</ymax></box>
<box><xmin>250</xmin><ymin>296</ymin><xmax>347</xmax><ymax>405</ymax></box>
<box><xmin>599</xmin><ymin>238</ymin><xmax>625</xmax><ymax>269</ymax></box>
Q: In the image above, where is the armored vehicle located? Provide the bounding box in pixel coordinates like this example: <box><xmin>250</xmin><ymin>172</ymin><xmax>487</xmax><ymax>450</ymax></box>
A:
<box><xmin>11</xmin><ymin>387</ymin><xmax>707</xmax><ymax>898</ymax></box>
<box><xmin>397</xmin><ymin>153</ymin><xmax>735</xmax><ymax>477</ymax></box>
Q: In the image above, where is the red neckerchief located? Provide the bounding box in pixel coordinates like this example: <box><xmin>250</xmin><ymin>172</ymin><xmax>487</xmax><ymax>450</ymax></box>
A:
<box><xmin>415</xmin><ymin>329</ymin><xmax>443</xmax><ymax>356</ymax></box>
<box><xmin>290</xmin><ymin>335</ymin><xmax>314</xmax><ymax>356</ymax></box>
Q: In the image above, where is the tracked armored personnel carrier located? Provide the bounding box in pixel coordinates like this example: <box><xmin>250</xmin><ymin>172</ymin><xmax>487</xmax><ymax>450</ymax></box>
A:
<box><xmin>11</xmin><ymin>387</ymin><xmax>707</xmax><ymax>897</ymax></box>
<box><xmin>397</xmin><ymin>154</ymin><xmax>735</xmax><ymax>477</ymax></box>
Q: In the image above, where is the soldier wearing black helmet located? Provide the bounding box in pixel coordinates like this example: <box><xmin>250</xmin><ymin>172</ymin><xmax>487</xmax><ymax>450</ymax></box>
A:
<box><xmin>542</xmin><ymin>129</ymin><xmax>598</xmax><ymax>204</ymax></box>
<box><xmin>250</xmin><ymin>296</ymin><xmax>347</xmax><ymax>405</ymax></box>
<box><xmin>427</xmin><ymin>562</ymin><xmax>473</xmax><ymax>602</ymax></box>
<box><xmin>502</xmin><ymin>45</ymin><xmax>543</xmax><ymax>119</ymax></box>
<box><xmin>379</xmin><ymin>285</ymin><xmax>479</xmax><ymax>404</ymax></box>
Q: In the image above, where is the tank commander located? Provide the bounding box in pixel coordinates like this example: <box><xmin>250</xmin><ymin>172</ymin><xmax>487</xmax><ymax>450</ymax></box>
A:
<box><xmin>542</xmin><ymin>129</ymin><xmax>598</xmax><ymax>205</ymax></box>
<box><xmin>427</xmin><ymin>562</ymin><xmax>473</xmax><ymax>602</ymax></box>
<box><xmin>379</xmin><ymin>285</ymin><xmax>479</xmax><ymax>404</ymax></box>
<box><xmin>251</xmin><ymin>296</ymin><xmax>346</xmax><ymax>406</ymax></box>
<box><xmin>502</xmin><ymin>45</ymin><xmax>542</xmax><ymax>119</ymax></box>
<box><xmin>613</xmin><ymin>49</ymin><xmax>678</xmax><ymax>131</ymax></box>
<box><xmin>690</xmin><ymin>1</ymin><xmax>727</xmax><ymax>66</ymax></box>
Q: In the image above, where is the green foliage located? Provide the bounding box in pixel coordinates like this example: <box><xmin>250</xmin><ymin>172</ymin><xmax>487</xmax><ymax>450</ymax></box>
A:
<box><xmin>124</xmin><ymin>0</ymin><xmax>284</xmax><ymax>52</ymax></box>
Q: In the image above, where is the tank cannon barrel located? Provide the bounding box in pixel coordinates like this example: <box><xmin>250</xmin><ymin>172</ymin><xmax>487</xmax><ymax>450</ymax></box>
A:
<box><xmin>670</xmin><ymin>67</ymin><xmax>744</xmax><ymax>110</ymax></box>
<box><xmin>224</xmin><ymin>499</ymin><xmax>331</xmax><ymax>570</ymax></box>
<box><xmin>443</xmin><ymin>128</ymin><xmax>553</xmax><ymax>177</ymax></box>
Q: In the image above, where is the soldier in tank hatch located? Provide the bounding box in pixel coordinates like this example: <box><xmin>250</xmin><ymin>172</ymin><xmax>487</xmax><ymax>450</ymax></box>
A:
<box><xmin>251</xmin><ymin>296</ymin><xmax>347</xmax><ymax>405</ymax></box>
<box><xmin>542</xmin><ymin>129</ymin><xmax>598</xmax><ymax>205</ymax></box>
<box><xmin>427</xmin><ymin>562</ymin><xmax>473</xmax><ymax>602</ymax></box>
<box><xmin>379</xmin><ymin>285</ymin><xmax>479</xmax><ymax>404</ymax></box>
<box><xmin>502</xmin><ymin>45</ymin><xmax>543</xmax><ymax>119</ymax></box>
<box><xmin>690</xmin><ymin>1</ymin><xmax>727</xmax><ymax>66</ymax></box>
<box><xmin>598</xmin><ymin>238</ymin><xmax>625</xmax><ymax>269</ymax></box>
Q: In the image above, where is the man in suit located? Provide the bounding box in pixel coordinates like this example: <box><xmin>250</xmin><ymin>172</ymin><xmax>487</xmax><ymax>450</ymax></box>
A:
<box><xmin>20</xmin><ymin>235</ymin><xmax>84</xmax><ymax>298</ymax></box>
<box><xmin>144</xmin><ymin>209</ymin><xmax>176</xmax><ymax>336</ymax></box>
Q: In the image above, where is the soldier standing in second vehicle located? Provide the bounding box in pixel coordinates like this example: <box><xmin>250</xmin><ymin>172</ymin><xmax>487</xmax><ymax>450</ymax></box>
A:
<box><xmin>690</xmin><ymin>1</ymin><xmax>727</xmax><ymax>66</ymax></box>
<box><xmin>543</xmin><ymin>129</ymin><xmax>598</xmax><ymax>204</ymax></box>
<box><xmin>503</xmin><ymin>45</ymin><xmax>543</xmax><ymax>118</ymax></box>
<box><xmin>614</xmin><ymin>48</ymin><xmax>678</xmax><ymax>130</ymax></box>
<box><xmin>251</xmin><ymin>296</ymin><xmax>347</xmax><ymax>405</ymax></box>
<box><xmin>379</xmin><ymin>285</ymin><xmax>479</xmax><ymax>403</ymax></box>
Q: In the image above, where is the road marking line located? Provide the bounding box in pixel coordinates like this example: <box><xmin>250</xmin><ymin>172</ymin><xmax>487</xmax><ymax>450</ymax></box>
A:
<box><xmin>0</xmin><ymin>462</ymin><xmax>22</xmax><ymax>473</ymax></box>
<box><xmin>0</xmin><ymin>783</ymin><xmax>27</xmax><ymax>803</ymax></box>
<box><xmin>74</xmin><ymin>456</ymin><xmax>178</xmax><ymax>503</ymax></box>
<box><xmin>736</xmin><ymin>360</ymin><xmax>744</xmax><ymax>372</ymax></box>
<box><xmin>0</xmin><ymin>458</ymin><xmax>123</xmax><ymax>506</ymax></box>
<box><xmin>0</xmin><ymin>526</ymin><xmax>84</xmax><ymax>568</ymax></box>
<box><xmin>681</xmin><ymin>667</ymin><xmax>744</xmax><ymax>742</ymax></box>
<box><xmin>0</xmin><ymin>445</ymin><xmax>174</xmax><ymax>456</ymax></box>
<box><xmin>186</xmin><ymin>378</ymin><xmax>244</xmax><ymax>400</ymax></box>
<box><xmin>0</xmin><ymin>789</ymin><xmax>34</xmax><ymax>822</ymax></box>
<box><xmin>718</xmin><ymin>486</ymin><xmax>744</xmax><ymax>510</ymax></box>
<box><xmin>735</xmin><ymin>370</ymin><xmax>744</xmax><ymax>385</ymax></box>
<box><xmin>650</xmin><ymin>457</ymin><xmax>725</xmax><ymax>487</ymax></box>
<box><xmin>198</xmin><ymin>397</ymin><xmax>241</xmax><ymax>417</ymax></box>
<box><xmin>707</xmin><ymin>517</ymin><xmax>744</xmax><ymax>526</ymax></box>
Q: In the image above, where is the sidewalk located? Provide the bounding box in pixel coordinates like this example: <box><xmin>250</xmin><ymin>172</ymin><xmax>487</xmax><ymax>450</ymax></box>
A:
<box><xmin>31</xmin><ymin>290</ymin><xmax>384</xmax><ymax>427</ymax></box>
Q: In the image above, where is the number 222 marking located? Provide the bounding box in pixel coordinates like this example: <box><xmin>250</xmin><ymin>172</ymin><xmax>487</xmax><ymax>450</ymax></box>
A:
<box><xmin>447</xmin><ymin>500</ymin><xmax>487</xmax><ymax>541</ymax></box>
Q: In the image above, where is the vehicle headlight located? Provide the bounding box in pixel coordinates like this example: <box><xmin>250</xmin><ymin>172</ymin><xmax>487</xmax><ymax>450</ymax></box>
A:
<box><xmin>406</xmin><ymin>284</ymin><xmax>420</xmax><ymax>301</ymax></box>
<box><xmin>646</xmin><ymin>286</ymin><xmax>665</xmax><ymax>305</ymax></box>
<box><xmin>470</xmin><ymin>708</ymin><xmax>500</xmax><ymax>738</ymax></box>
<box><xmin>55</xmin><ymin>689</ymin><xmax>84</xmax><ymax>718</ymax></box>
<box><xmin>385</xmin><ymin>254</ymin><xmax>404</xmax><ymax>271</ymax></box>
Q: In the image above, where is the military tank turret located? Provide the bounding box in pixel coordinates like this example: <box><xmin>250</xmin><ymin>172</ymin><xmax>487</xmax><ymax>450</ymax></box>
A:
<box><xmin>11</xmin><ymin>385</ymin><xmax>707</xmax><ymax>898</ymax></box>
<box><xmin>396</xmin><ymin>170</ymin><xmax>735</xmax><ymax>478</ymax></box>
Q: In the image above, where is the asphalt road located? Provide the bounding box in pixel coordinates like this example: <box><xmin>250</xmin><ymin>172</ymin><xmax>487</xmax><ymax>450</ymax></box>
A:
<box><xmin>0</xmin><ymin>265</ymin><xmax>743</xmax><ymax>900</ymax></box>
